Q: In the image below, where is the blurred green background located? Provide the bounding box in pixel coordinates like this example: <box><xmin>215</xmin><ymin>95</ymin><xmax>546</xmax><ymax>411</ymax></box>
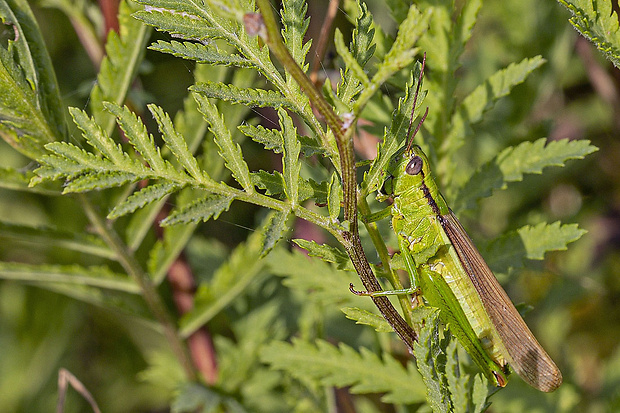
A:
<box><xmin>1</xmin><ymin>0</ymin><xmax>619</xmax><ymax>411</ymax></box>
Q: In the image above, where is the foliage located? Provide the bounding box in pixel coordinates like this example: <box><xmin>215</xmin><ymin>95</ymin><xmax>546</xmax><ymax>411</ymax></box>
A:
<box><xmin>0</xmin><ymin>0</ymin><xmax>616</xmax><ymax>411</ymax></box>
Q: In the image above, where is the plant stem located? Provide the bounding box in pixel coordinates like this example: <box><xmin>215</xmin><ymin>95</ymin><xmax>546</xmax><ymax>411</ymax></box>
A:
<box><xmin>253</xmin><ymin>0</ymin><xmax>417</xmax><ymax>351</ymax></box>
<box><xmin>80</xmin><ymin>194</ymin><xmax>197</xmax><ymax>380</ymax></box>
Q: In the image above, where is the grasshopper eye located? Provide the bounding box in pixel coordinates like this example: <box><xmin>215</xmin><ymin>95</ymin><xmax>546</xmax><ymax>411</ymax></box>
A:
<box><xmin>405</xmin><ymin>156</ymin><xmax>423</xmax><ymax>175</ymax></box>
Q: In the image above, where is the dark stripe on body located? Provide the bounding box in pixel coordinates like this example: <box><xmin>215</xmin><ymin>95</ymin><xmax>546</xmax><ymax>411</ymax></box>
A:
<box><xmin>419</xmin><ymin>171</ymin><xmax>442</xmax><ymax>217</ymax></box>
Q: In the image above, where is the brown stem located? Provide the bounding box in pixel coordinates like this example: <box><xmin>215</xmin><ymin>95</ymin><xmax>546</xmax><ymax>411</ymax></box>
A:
<box><xmin>252</xmin><ymin>0</ymin><xmax>417</xmax><ymax>352</ymax></box>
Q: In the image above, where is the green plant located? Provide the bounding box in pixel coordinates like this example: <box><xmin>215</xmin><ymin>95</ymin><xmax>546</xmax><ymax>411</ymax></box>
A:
<box><xmin>0</xmin><ymin>0</ymin><xmax>613</xmax><ymax>411</ymax></box>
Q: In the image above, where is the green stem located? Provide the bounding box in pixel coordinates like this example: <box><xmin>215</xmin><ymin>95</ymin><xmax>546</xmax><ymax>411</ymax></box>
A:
<box><xmin>80</xmin><ymin>195</ymin><xmax>197</xmax><ymax>381</ymax></box>
<box><xmin>253</xmin><ymin>0</ymin><xmax>417</xmax><ymax>351</ymax></box>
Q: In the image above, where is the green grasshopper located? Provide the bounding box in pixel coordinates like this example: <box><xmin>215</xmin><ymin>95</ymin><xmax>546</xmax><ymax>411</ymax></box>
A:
<box><xmin>355</xmin><ymin>57</ymin><xmax>562</xmax><ymax>392</ymax></box>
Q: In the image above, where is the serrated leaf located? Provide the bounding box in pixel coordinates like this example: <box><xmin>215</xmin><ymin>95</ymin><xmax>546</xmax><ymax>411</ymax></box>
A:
<box><xmin>91</xmin><ymin>0</ymin><xmax>150</xmax><ymax>134</ymax></box>
<box><xmin>260</xmin><ymin>210</ymin><xmax>290</xmax><ymax>257</ymax></box>
<box><xmin>292</xmin><ymin>239</ymin><xmax>353</xmax><ymax>271</ymax></box>
<box><xmin>260</xmin><ymin>338</ymin><xmax>426</xmax><ymax>404</ymax></box>
<box><xmin>367</xmin><ymin>5</ymin><xmax>429</xmax><ymax>100</ymax></box>
<box><xmin>497</xmin><ymin>138</ymin><xmax>598</xmax><ymax>182</ymax></box>
<box><xmin>281</xmin><ymin>0</ymin><xmax>311</xmax><ymax>72</ymax></box>
<box><xmin>334</xmin><ymin>28</ymin><xmax>369</xmax><ymax>89</ymax></box>
<box><xmin>105</xmin><ymin>102</ymin><xmax>178</xmax><ymax>177</ymax></box>
<box><xmin>0</xmin><ymin>0</ymin><xmax>66</xmax><ymax>158</ymax></box>
<box><xmin>193</xmin><ymin>93</ymin><xmax>253</xmax><ymax>192</ymax></box>
<box><xmin>191</xmin><ymin>81</ymin><xmax>290</xmax><ymax>109</ymax></box>
<box><xmin>414</xmin><ymin>309</ymin><xmax>452</xmax><ymax>413</ymax></box>
<box><xmin>519</xmin><ymin>221</ymin><xmax>586</xmax><ymax>260</ymax></box>
<box><xmin>239</xmin><ymin>123</ymin><xmax>324</xmax><ymax>156</ymax></box>
<box><xmin>64</xmin><ymin>171</ymin><xmax>138</xmax><ymax>193</ymax></box>
<box><xmin>362</xmin><ymin>67</ymin><xmax>424</xmax><ymax>195</ymax></box>
<box><xmin>445</xmin><ymin>340</ymin><xmax>469</xmax><ymax>413</ymax></box>
<box><xmin>454</xmin><ymin>138</ymin><xmax>598</xmax><ymax>212</ymax></box>
<box><xmin>108</xmin><ymin>182</ymin><xmax>180</xmax><ymax>219</ymax></box>
<box><xmin>161</xmin><ymin>193</ymin><xmax>233</xmax><ymax>226</ymax></box>
<box><xmin>149</xmin><ymin>40</ymin><xmax>256</xmax><ymax>67</ymax></box>
<box><xmin>447</xmin><ymin>56</ymin><xmax>546</xmax><ymax>152</ymax></box>
<box><xmin>69</xmin><ymin>107</ymin><xmax>130</xmax><ymax>165</ymax></box>
<box><xmin>279</xmin><ymin>109</ymin><xmax>300</xmax><ymax>204</ymax></box>
<box><xmin>327</xmin><ymin>172</ymin><xmax>342</xmax><ymax>221</ymax></box>
<box><xmin>251</xmin><ymin>170</ymin><xmax>285</xmax><ymax>196</ymax></box>
<box><xmin>267</xmin><ymin>248</ymin><xmax>363</xmax><ymax>307</ymax></box>
<box><xmin>484</xmin><ymin>221</ymin><xmax>587</xmax><ymax>273</ymax></box>
<box><xmin>149</xmin><ymin>104</ymin><xmax>205</xmax><ymax>181</ymax></box>
<box><xmin>471</xmin><ymin>374</ymin><xmax>491</xmax><ymax>413</ymax></box>
<box><xmin>558</xmin><ymin>0</ymin><xmax>620</xmax><ymax>69</ymax></box>
<box><xmin>341</xmin><ymin>307</ymin><xmax>393</xmax><ymax>332</ymax></box>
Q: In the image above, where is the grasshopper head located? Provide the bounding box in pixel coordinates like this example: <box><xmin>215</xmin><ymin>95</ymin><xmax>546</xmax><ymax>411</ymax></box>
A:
<box><xmin>383</xmin><ymin>145</ymin><xmax>433</xmax><ymax>196</ymax></box>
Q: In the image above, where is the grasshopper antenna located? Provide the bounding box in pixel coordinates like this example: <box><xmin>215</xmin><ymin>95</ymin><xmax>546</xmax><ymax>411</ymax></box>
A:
<box><xmin>405</xmin><ymin>53</ymin><xmax>429</xmax><ymax>153</ymax></box>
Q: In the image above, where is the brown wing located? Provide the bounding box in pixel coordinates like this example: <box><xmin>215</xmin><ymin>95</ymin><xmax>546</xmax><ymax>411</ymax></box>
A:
<box><xmin>442</xmin><ymin>212</ymin><xmax>562</xmax><ymax>392</ymax></box>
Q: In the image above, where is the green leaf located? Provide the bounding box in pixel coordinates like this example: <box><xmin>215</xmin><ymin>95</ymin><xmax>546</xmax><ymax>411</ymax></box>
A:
<box><xmin>0</xmin><ymin>221</ymin><xmax>114</xmax><ymax>259</ymax></box>
<box><xmin>148</xmin><ymin>40</ymin><xmax>256</xmax><ymax>67</ymax></box>
<box><xmin>363</xmin><ymin>4</ymin><xmax>430</xmax><ymax>107</ymax></box>
<box><xmin>0</xmin><ymin>6</ymin><xmax>62</xmax><ymax>158</ymax></box>
<box><xmin>279</xmin><ymin>109</ymin><xmax>301</xmax><ymax>204</ymax></box>
<box><xmin>0</xmin><ymin>262</ymin><xmax>139</xmax><ymax>293</ymax></box>
<box><xmin>105</xmin><ymin>103</ymin><xmax>180</xmax><ymax>178</ymax></box>
<box><xmin>91</xmin><ymin>0</ymin><xmax>150</xmax><ymax>134</ymax></box>
<box><xmin>454</xmin><ymin>138</ymin><xmax>598</xmax><ymax>212</ymax></box>
<box><xmin>260</xmin><ymin>210</ymin><xmax>290</xmax><ymax>257</ymax></box>
<box><xmin>446</xmin><ymin>56</ymin><xmax>546</xmax><ymax>153</ymax></box>
<box><xmin>341</xmin><ymin>307</ymin><xmax>393</xmax><ymax>333</ymax></box>
<box><xmin>362</xmin><ymin>67</ymin><xmax>424</xmax><ymax>195</ymax></box>
<box><xmin>171</xmin><ymin>383</ymin><xmax>247</xmax><ymax>413</ymax></box>
<box><xmin>161</xmin><ymin>193</ymin><xmax>234</xmax><ymax>226</ymax></box>
<box><xmin>149</xmin><ymin>104</ymin><xmax>206</xmax><ymax>181</ymax></box>
<box><xmin>519</xmin><ymin>221</ymin><xmax>587</xmax><ymax>260</ymax></box>
<box><xmin>179</xmin><ymin>217</ymin><xmax>269</xmax><ymax>337</ymax></box>
<box><xmin>337</xmin><ymin>2</ymin><xmax>375</xmax><ymax>106</ymax></box>
<box><xmin>484</xmin><ymin>221</ymin><xmax>587</xmax><ymax>273</ymax></box>
<box><xmin>414</xmin><ymin>309</ymin><xmax>452</xmax><ymax>413</ymax></box>
<box><xmin>108</xmin><ymin>182</ymin><xmax>180</xmax><ymax>219</ymax></box>
<box><xmin>292</xmin><ymin>239</ymin><xmax>353</xmax><ymax>271</ymax></box>
<box><xmin>191</xmin><ymin>81</ymin><xmax>290</xmax><ymax>109</ymax></box>
<box><xmin>260</xmin><ymin>338</ymin><xmax>426</xmax><ymax>404</ymax></box>
<box><xmin>267</xmin><ymin>248</ymin><xmax>365</xmax><ymax>309</ymax></box>
<box><xmin>239</xmin><ymin>123</ymin><xmax>324</xmax><ymax>156</ymax></box>
<box><xmin>193</xmin><ymin>93</ymin><xmax>253</xmax><ymax>192</ymax></box>
<box><xmin>558</xmin><ymin>0</ymin><xmax>620</xmax><ymax>68</ymax></box>
<box><xmin>280</xmin><ymin>0</ymin><xmax>311</xmax><ymax>71</ymax></box>
<box><xmin>327</xmin><ymin>172</ymin><xmax>342</xmax><ymax>221</ymax></box>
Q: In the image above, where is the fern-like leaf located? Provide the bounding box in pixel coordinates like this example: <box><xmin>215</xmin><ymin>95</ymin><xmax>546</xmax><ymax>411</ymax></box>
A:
<box><xmin>445</xmin><ymin>56</ymin><xmax>546</xmax><ymax>157</ymax></box>
<box><xmin>149</xmin><ymin>104</ymin><xmax>206</xmax><ymax>181</ymax></box>
<box><xmin>0</xmin><ymin>0</ymin><xmax>64</xmax><ymax>158</ymax></box>
<box><xmin>280</xmin><ymin>109</ymin><xmax>301</xmax><ymax>204</ymax></box>
<box><xmin>91</xmin><ymin>0</ymin><xmax>150</xmax><ymax>134</ymax></box>
<box><xmin>260</xmin><ymin>338</ymin><xmax>426</xmax><ymax>404</ymax></box>
<box><xmin>148</xmin><ymin>40</ymin><xmax>256</xmax><ymax>68</ymax></box>
<box><xmin>260</xmin><ymin>210</ymin><xmax>290</xmax><ymax>257</ymax></box>
<box><xmin>108</xmin><ymin>182</ymin><xmax>180</xmax><ymax>219</ymax></box>
<box><xmin>161</xmin><ymin>193</ymin><xmax>234</xmax><ymax>226</ymax></box>
<box><xmin>193</xmin><ymin>93</ymin><xmax>253</xmax><ymax>192</ymax></box>
<box><xmin>362</xmin><ymin>68</ymin><xmax>424</xmax><ymax>195</ymax></box>
<box><xmin>292</xmin><ymin>239</ymin><xmax>353</xmax><ymax>271</ymax></box>
<box><xmin>558</xmin><ymin>0</ymin><xmax>620</xmax><ymax>68</ymax></box>
<box><xmin>454</xmin><ymin>138</ymin><xmax>598</xmax><ymax>212</ymax></box>
<box><xmin>191</xmin><ymin>81</ymin><xmax>290</xmax><ymax>109</ymax></box>
<box><xmin>341</xmin><ymin>307</ymin><xmax>393</xmax><ymax>333</ymax></box>
<box><xmin>484</xmin><ymin>221</ymin><xmax>587</xmax><ymax>274</ymax></box>
<box><xmin>414</xmin><ymin>308</ymin><xmax>452</xmax><ymax>413</ymax></box>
